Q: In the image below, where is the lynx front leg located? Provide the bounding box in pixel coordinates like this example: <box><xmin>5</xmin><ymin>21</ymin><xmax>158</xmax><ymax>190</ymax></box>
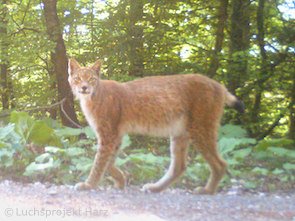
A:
<box><xmin>142</xmin><ymin>135</ymin><xmax>190</xmax><ymax>192</ymax></box>
<box><xmin>75</xmin><ymin>137</ymin><xmax>122</xmax><ymax>191</ymax></box>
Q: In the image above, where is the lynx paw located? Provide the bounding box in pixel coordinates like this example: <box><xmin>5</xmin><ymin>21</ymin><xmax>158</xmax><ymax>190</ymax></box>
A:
<box><xmin>114</xmin><ymin>182</ymin><xmax>126</xmax><ymax>191</ymax></box>
<box><xmin>194</xmin><ymin>187</ymin><xmax>214</xmax><ymax>195</ymax></box>
<box><xmin>74</xmin><ymin>182</ymin><xmax>93</xmax><ymax>191</ymax></box>
<box><xmin>141</xmin><ymin>183</ymin><xmax>162</xmax><ymax>193</ymax></box>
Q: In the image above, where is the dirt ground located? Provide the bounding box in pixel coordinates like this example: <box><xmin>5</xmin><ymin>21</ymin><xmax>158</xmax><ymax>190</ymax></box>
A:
<box><xmin>0</xmin><ymin>180</ymin><xmax>294</xmax><ymax>221</ymax></box>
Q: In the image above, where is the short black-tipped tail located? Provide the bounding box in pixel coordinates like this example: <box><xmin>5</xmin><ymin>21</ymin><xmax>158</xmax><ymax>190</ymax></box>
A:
<box><xmin>232</xmin><ymin>100</ymin><xmax>245</xmax><ymax>114</ymax></box>
<box><xmin>224</xmin><ymin>90</ymin><xmax>245</xmax><ymax>114</ymax></box>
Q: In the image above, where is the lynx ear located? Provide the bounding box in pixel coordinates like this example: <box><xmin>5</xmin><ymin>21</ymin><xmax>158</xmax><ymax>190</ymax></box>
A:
<box><xmin>68</xmin><ymin>58</ymin><xmax>81</xmax><ymax>76</ymax></box>
<box><xmin>91</xmin><ymin>59</ymin><xmax>102</xmax><ymax>76</ymax></box>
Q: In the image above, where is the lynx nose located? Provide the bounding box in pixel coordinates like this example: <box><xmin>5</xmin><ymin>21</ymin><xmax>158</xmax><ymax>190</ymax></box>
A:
<box><xmin>82</xmin><ymin>86</ymin><xmax>88</xmax><ymax>91</ymax></box>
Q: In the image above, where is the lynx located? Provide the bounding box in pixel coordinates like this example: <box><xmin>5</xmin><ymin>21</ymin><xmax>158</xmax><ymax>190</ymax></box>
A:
<box><xmin>68</xmin><ymin>58</ymin><xmax>244</xmax><ymax>194</ymax></box>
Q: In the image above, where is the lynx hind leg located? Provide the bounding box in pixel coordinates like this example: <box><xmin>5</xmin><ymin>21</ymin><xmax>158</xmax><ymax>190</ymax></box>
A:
<box><xmin>142</xmin><ymin>135</ymin><xmax>190</xmax><ymax>193</ymax></box>
<box><xmin>107</xmin><ymin>152</ymin><xmax>126</xmax><ymax>190</ymax></box>
<box><xmin>191</xmin><ymin>132</ymin><xmax>226</xmax><ymax>195</ymax></box>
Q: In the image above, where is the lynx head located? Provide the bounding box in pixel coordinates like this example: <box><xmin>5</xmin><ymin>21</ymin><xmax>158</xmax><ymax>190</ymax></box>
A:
<box><xmin>68</xmin><ymin>58</ymin><xmax>102</xmax><ymax>99</ymax></box>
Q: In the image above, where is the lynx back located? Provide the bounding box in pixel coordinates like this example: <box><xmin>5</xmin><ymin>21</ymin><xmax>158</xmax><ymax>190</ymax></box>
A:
<box><xmin>68</xmin><ymin>58</ymin><xmax>243</xmax><ymax>194</ymax></box>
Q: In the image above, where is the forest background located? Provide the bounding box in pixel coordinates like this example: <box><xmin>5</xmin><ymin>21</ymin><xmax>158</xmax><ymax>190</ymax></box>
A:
<box><xmin>0</xmin><ymin>0</ymin><xmax>295</xmax><ymax>192</ymax></box>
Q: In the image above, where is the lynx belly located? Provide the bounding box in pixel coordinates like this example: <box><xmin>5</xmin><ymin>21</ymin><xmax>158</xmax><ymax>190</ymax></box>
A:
<box><xmin>123</xmin><ymin>117</ymin><xmax>185</xmax><ymax>137</ymax></box>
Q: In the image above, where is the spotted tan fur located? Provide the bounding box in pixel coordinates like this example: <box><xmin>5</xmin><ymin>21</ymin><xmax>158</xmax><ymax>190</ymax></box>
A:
<box><xmin>68</xmin><ymin>58</ymin><xmax>243</xmax><ymax>194</ymax></box>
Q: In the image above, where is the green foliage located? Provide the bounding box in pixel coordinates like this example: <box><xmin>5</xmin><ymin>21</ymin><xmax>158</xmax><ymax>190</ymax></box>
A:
<box><xmin>10</xmin><ymin>111</ymin><xmax>61</xmax><ymax>146</ymax></box>
<box><xmin>113</xmin><ymin>124</ymin><xmax>295</xmax><ymax>191</ymax></box>
<box><xmin>255</xmin><ymin>138</ymin><xmax>294</xmax><ymax>151</ymax></box>
<box><xmin>0</xmin><ymin>123</ymin><xmax>24</xmax><ymax>168</ymax></box>
<box><xmin>24</xmin><ymin>145</ymin><xmax>94</xmax><ymax>184</ymax></box>
<box><xmin>115</xmin><ymin>135</ymin><xmax>170</xmax><ymax>184</ymax></box>
<box><xmin>55</xmin><ymin>127</ymin><xmax>96</xmax><ymax>139</ymax></box>
<box><xmin>0</xmin><ymin>112</ymin><xmax>96</xmax><ymax>183</ymax></box>
<box><xmin>218</xmin><ymin>124</ymin><xmax>248</xmax><ymax>139</ymax></box>
<box><xmin>0</xmin><ymin>121</ymin><xmax>45</xmax><ymax>182</ymax></box>
<box><xmin>181</xmin><ymin>125</ymin><xmax>257</xmax><ymax>188</ymax></box>
<box><xmin>217</xmin><ymin>125</ymin><xmax>256</xmax><ymax>168</ymax></box>
<box><xmin>182</xmin><ymin>125</ymin><xmax>295</xmax><ymax>191</ymax></box>
<box><xmin>1</xmin><ymin>111</ymin><xmax>295</xmax><ymax>192</ymax></box>
<box><xmin>1</xmin><ymin>0</ymin><xmax>294</xmax><ymax>140</ymax></box>
<box><xmin>250</xmin><ymin>139</ymin><xmax>295</xmax><ymax>182</ymax></box>
<box><xmin>0</xmin><ymin>0</ymin><xmax>294</xmax><ymax>193</ymax></box>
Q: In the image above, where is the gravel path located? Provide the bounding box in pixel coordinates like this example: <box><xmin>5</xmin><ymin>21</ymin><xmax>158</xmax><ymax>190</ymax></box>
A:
<box><xmin>0</xmin><ymin>180</ymin><xmax>294</xmax><ymax>221</ymax></box>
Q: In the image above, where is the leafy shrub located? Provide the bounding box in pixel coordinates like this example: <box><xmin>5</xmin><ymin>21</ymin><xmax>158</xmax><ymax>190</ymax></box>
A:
<box><xmin>1</xmin><ymin>111</ymin><xmax>295</xmax><ymax>192</ymax></box>
<box><xmin>10</xmin><ymin>111</ymin><xmax>61</xmax><ymax>146</ymax></box>
<box><xmin>24</xmin><ymin>145</ymin><xmax>95</xmax><ymax>184</ymax></box>
<box><xmin>116</xmin><ymin>136</ymin><xmax>170</xmax><ymax>185</ymax></box>
<box><xmin>0</xmin><ymin>111</ymin><xmax>97</xmax><ymax>183</ymax></box>
<box><xmin>181</xmin><ymin>125</ymin><xmax>256</xmax><ymax>189</ymax></box>
<box><xmin>0</xmin><ymin>123</ymin><xmax>25</xmax><ymax>169</ymax></box>
<box><xmin>251</xmin><ymin>138</ymin><xmax>295</xmax><ymax>182</ymax></box>
<box><xmin>23</xmin><ymin>125</ymin><xmax>97</xmax><ymax>184</ymax></box>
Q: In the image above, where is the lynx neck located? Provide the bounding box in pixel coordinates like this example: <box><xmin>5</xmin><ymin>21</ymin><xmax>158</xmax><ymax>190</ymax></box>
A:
<box><xmin>79</xmin><ymin>96</ymin><xmax>98</xmax><ymax>133</ymax></box>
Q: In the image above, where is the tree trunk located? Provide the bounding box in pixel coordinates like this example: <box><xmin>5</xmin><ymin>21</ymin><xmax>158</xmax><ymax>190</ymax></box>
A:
<box><xmin>249</xmin><ymin>0</ymin><xmax>267</xmax><ymax>136</ymax></box>
<box><xmin>207</xmin><ymin>0</ymin><xmax>229</xmax><ymax>78</ymax></box>
<box><xmin>289</xmin><ymin>66</ymin><xmax>295</xmax><ymax>140</ymax></box>
<box><xmin>0</xmin><ymin>0</ymin><xmax>10</xmax><ymax>110</ymax></box>
<box><xmin>228</xmin><ymin>0</ymin><xmax>250</xmax><ymax>93</ymax></box>
<box><xmin>127</xmin><ymin>0</ymin><xmax>144</xmax><ymax>77</ymax></box>
<box><xmin>43</xmin><ymin>0</ymin><xmax>79</xmax><ymax>127</ymax></box>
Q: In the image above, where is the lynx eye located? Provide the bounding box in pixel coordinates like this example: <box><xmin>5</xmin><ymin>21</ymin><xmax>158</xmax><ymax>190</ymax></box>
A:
<box><xmin>88</xmin><ymin>77</ymin><xmax>96</xmax><ymax>83</ymax></box>
<box><xmin>74</xmin><ymin>77</ymin><xmax>81</xmax><ymax>82</ymax></box>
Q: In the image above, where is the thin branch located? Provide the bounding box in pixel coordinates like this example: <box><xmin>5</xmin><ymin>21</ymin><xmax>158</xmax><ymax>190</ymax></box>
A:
<box><xmin>10</xmin><ymin>13</ymin><xmax>25</xmax><ymax>36</ymax></box>
<box><xmin>60</xmin><ymin>101</ymin><xmax>83</xmax><ymax>129</ymax></box>
<box><xmin>183</xmin><ymin>40</ymin><xmax>209</xmax><ymax>52</ymax></box>
<box><xmin>21</xmin><ymin>0</ymin><xmax>32</xmax><ymax>24</ymax></box>
<box><xmin>10</xmin><ymin>27</ymin><xmax>40</xmax><ymax>37</ymax></box>
<box><xmin>0</xmin><ymin>98</ymin><xmax>66</xmax><ymax>118</ymax></box>
<box><xmin>256</xmin><ymin>113</ymin><xmax>285</xmax><ymax>140</ymax></box>
<box><xmin>256</xmin><ymin>102</ymin><xmax>292</xmax><ymax>140</ymax></box>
